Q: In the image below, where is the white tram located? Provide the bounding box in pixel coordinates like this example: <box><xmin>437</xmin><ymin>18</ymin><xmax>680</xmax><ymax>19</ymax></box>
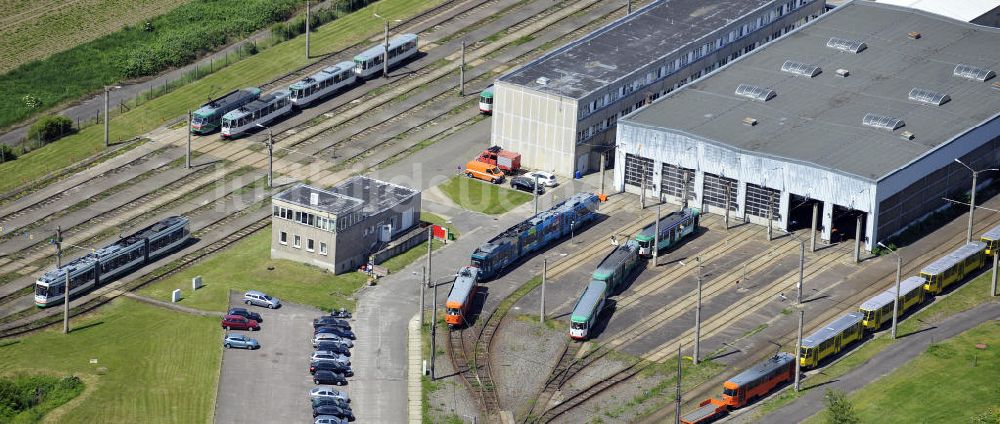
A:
<box><xmin>353</xmin><ymin>33</ymin><xmax>419</xmax><ymax>79</ymax></box>
<box><xmin>34</xmin><ymin>216</ymin><xmax>190</xmax><ymax>307</ymax></box>
<box><xmin>289</xmin><ymin>61</ymin><xmax>358</xmax><ymax>108</ymax></box>
<box><xmin>221</xmin><ymin>90</ymin><xmax>293</xmax><ymax>138</ymax></box>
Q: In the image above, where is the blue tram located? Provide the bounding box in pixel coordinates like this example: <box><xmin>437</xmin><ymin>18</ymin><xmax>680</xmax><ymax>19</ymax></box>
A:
<box><xmin>34</xmin><ymin>216</ymin><xmax>190</xmax><ymax>307</ymax></box>
<box><xmin>470</xmin><ymin>193</ymin><xmax>599</xmax><ymax>279</ymax></box>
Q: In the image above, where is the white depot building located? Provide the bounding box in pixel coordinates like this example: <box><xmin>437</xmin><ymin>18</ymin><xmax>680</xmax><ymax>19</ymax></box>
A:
<box><xmin>490</xmin><ymin>0</ymin><xmax>825</xmax><ymax>176</ymax></box>
<box><xmin>614</xmin><ymin>0</ymin><xmax>1000</xmax><ymax>251</ymax></box>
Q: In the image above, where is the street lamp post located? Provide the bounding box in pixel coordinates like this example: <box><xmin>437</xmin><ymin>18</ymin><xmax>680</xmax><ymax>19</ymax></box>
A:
<box><xmin>374</xmin><ymin>13</ymin><xmax>390</xmax><ymax>79</ymax></box>
<box><xmin>954</xmin><ymin>158</ymin><xmax>998</xmax><ymax>243</ymax></box>
<box><xmin>878</xmin><ymin>242</ymin><xmax>902</xmax><ymax>339</ymax></box>
<box><xmin>103</xmin><ymin>86</ymin><xmax>121</xmax><ymax>147</ymax></box>
<box><xmin>256</xmin><ymin>124</ymin><xmax>273</xmax><ymax>187</ymax></box>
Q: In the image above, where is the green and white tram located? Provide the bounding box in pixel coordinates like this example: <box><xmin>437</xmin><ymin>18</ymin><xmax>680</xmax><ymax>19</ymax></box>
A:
<box><xmin>635</xmin><ymin>208</ymin><xmax>699</xmax><ymax>257</ymax></box>
<box><xmin>569</xmin><ymin>280</ymin><xmax>607</xmax><ymax>340</ymax></box>
<box><xmin>592</xmin><ymin>240</ymin><xmax>640</xmax><ymax>294</ymax></box>
<box><xmin>479</xmin><ymin>85</ymin><xmax>493</xmax><ymax>114</ymax></box>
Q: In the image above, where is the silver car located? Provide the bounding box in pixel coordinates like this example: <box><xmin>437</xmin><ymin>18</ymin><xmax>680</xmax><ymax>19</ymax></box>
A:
<box><xmin>310</xmin><ymin>387</ymin><xmax>350</xmax><ymax>403</ymax></box>
<box><xmin>243</xmin><ymin>290</ymin><xmax>281</xmax><ymax>309</ymax></box>
<box><xmin>311</xmin><ymin>351</ymin><xmax>350</xmax><ymax>365</ymax></box>
<box><xmin>223</xmin><ymin>334</ymin><xmax>259</xmax><ymax>350</ymax></box>
<box><xmin>314</xmin><ymin>415</ymin><xmax>348</xmax><ymax>424</ymax></box>
<box><xmin>313</xmin><ymin>333</ymin><xmax>353</xmax><ymax>348</ymax></box>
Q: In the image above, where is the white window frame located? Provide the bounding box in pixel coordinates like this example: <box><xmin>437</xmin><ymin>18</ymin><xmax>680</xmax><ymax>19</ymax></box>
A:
<box><xmin>320</xmin><ymin>242</ymin><xmax>328</xmax><ymax>255</ymax></box>
<box><xmin>293</xmin><ymin>235</ymin><xmax>301</xmax><ymax>248</ymax></box>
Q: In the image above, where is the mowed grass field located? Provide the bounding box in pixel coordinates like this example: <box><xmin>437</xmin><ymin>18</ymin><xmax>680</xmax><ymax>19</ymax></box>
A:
<box><xmin>0</xmin><ymin>298</ymin><xmax>221</xmax><ymax>423</ymax></box>
<box><xmin>139</xmin><ymin>228</ymin><xmax>366</xmax><ymax>312</ymax></box>
<box><xmin>0</xmin><ymin>0</ymin><xmax>192</xmax><ymax>74</ymax></box>
<box><xmin>0</xmin><ymin>0</ymin><xmax>445</xmax><ymax>195</ymax></box>
<box><xmin>438</xmin><ymin>175</ymin><xmax>533</xmax><ymax>215</ymax></box>
<box><xmin>806</xmin><ymin>321</ymin><xmax>1000</xmax><ymax>424</ymax></box>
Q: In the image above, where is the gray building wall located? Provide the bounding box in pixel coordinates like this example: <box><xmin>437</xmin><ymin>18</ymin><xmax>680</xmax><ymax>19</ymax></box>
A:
<box><xmin>490</xmin><ymin>0</ymin><xmax>825</xmax><ymax>176</ymax></box>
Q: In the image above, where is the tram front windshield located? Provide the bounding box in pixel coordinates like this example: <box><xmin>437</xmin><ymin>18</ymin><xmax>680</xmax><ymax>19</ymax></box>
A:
<box><xmin>722</xmin><ymin>387</ymin><xmax>737</xmax><ymax>397</ymax></box>
<box><xmin>637</xmin><ymin>239</ymin><xmax>650</xmax><ymax>249</ymax></box>
<box><xmin>192</xmin><ymin>116</ymin><xmax>204</xmax><ymax>126</ymax></box>
<box><xmin>35</xmin><ymin>284</ymin><xmax>48</xmax><ymax>297</ymax></box>
<box><xmin>570</xmin><ymin>321</ymin><xmax>587</xmax><ymax>330</ymax></box>
<box><xmin>862</xmin><ymin>309</ymin><xmax>876</xmax><ymax>322</ymax></box>
<box><xmin>447</xmin><ymin>308</ymin><xmax>460</xmax><ymax>316</ymax></box>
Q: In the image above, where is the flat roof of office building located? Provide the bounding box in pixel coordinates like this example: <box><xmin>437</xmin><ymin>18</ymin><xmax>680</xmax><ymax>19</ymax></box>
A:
<box><xmin>497</xmin><ymin>0</ymin><xmax>773</xmax><ymax>99</ymax></box>
<box><xmin>623</xmin><ymin>1</ymin><xmax>1000</xmax><ymax>181</ymax></box>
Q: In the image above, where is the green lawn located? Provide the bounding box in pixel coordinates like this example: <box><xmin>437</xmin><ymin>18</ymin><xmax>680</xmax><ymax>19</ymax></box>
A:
<box><xmin>0</xmin><ymin>298</ymin><xmax>221</xmax><ymax>423</ymax></box>
<box><xmin>138</xmin><ymin>228</ymin><xmax>366</xmax><ymax>312</ymax></box>
<box><xmin>0</xmin><ymin>0</ymin><xmax>446</xmax><ymax>195</ymax></box>
<box><xmin>438</xmin><ymin>175</ymin><xmax>533</xmax><ymax>215</ymax></box>
<box><xmin>421</xmin><ymin>211</ymin><xmax>461</xmax><ymax>239</ymax></box>
<box><xmin>806</xmin><ymin>321</ymin><xmax>1000</xmax><ymax>424</ymax></box>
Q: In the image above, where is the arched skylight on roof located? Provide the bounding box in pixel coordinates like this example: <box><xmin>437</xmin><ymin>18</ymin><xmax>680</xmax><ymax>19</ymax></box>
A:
<box><xmin>735</xmin><ymin>84</ymin><xmax>775</xmax><ymax>102</ymax></box>
<box><xmin>862</xmin><ymin>113</ymin><xmax>904</xmax><ymax>131</ymax></box>
<box><xmin>953</xmin><ymin>64</ymin><xmax>995</xmax><ymax>82</ymax></box>
<box><xmin>780</xmin><ymin>60</ymin><xmax>821</xmax><ymax>78</ymax></box>
<box><xmin>908</xmin><ymin>88</ymin><xmax>950</xmax><ymax>106</ymax></box>
<box><xmin>826</xmin><ymin>37</ymin><xmax>866</xmax><ymax>54</ymax></box>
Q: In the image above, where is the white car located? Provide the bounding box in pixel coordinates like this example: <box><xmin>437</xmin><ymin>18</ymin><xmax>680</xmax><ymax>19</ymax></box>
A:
<box><xmin>526</xmin><ymin>171</ymin><xmax>558</xmax><ymax>187</ymax></box>
<box><xmin>313</xmin><ymin>333</ymin><xmax>353</xmax><ymax>348</ymax></box>
<box><xmin>311</xmin><ymin>351</ymin><xmax>350</xmax><ymax>365</ymax></box>
<box><xmin>310</xmin><ymin>386</ymin><xmax>350</xmax><ymax>403</ymax></box>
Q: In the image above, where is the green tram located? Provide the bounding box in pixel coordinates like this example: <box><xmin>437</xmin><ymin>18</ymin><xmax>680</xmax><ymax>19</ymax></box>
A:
<box><xmin>799</xmin><ymin>312</ymin><xmax>863</xmax><ymax>368</ymax></box>
<box><xmin>919</xmin><ymin>241</ymin><xmax>986</xmax><ymax>295</ymax></box>
<box><xmin>635</xmin><ymin>208</ymin><xmax>699</xmax><ymax>257</ymax></box>
<box><xmin>190</xmin><ymin>87</ymin><xmax>261</xmax><ymax>134</ymax></box>
<box><xmin>570</xmin><ymin>240</ymin><xmax>641</xmax><ymax>340</ymax></box>
<box><xmin>859</xmin><ymin>276</ymin><xmax>926</xmax><ymax>330</ymax></box>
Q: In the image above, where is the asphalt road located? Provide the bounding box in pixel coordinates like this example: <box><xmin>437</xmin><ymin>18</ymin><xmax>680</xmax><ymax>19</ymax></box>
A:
<box><xmin>214</xmin><ymin>292</ymin><xmax>325</xmax><ymax>424</ymax></box>
<box><xmin>756</xmin><ymin>302</ymin><xmax>1000</xmax><ymax>423</ymax></box>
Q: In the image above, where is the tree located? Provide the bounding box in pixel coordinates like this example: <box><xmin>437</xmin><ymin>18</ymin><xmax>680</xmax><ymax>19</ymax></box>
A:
<box><xmin>823</xmin><ymin>389</ymin><xmax>860</xmax><ymax>424</ymax></box>
<box><xmin>26</xmin><ymin>115</ymin><xmax>74</xmax><ymax>145</ymax></box>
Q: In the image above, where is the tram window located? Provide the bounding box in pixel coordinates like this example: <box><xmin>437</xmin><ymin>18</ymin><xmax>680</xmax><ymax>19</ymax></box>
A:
<box><xmin>723</xmin><ymin>387</ymin><xmax>737</xmax><ymax>397</ymax></box>
<box><xmin>571</xmin><ymin>321</ymin><xmax>587</xmax><ymax>330</ymax></box>
<box><xmin>447</xmin><ymin>308</ymin><xmax>460</xmax><ymax>315</ymax></box>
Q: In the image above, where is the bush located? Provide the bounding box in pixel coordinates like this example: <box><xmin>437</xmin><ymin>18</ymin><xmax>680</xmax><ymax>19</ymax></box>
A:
<box><xmin>0</xmin><ymin>375</ymin><xmax>84</xmax><ymax>422</ymax></box>
<box><xmin>26</xmin><ymin>115</ymin><xmax>74</xmax><ymax>144</ymax></box>
<box><xmin>0</xmin><ymin>145</ymin><xmax>17</xmax><ymax>163</ymax></box>
<box><xmin>823</xmin><ymin>389</ymin><xmax>860</xmax><ymax>424</ymax></box>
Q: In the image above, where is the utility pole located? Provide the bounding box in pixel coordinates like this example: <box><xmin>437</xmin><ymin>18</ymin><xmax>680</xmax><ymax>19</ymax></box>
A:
<box><xmin>992</xmin><ymin>252</ymin><xmax>998</xmax><ymax>297</ymax></box>
<box><xmin>419</xmin><ymin>266</ymin><xmax>425</xmax><ymax>328</ymax></box>
<box><xmin>968</xmin><ymin>169</ymin><xmax>977</xmax><ymax>243</ymax></box>
<box><xmin>305</xmin><ymin>0</ymin><xmax>311</xmax><ymax>59</ymax></box>
<box><xmin>103</xmin><ymin>87</ymin><xmax>110</xmax><ymax>148</ymax></box>
<box><xmin>797</xmin><ymin>241</ymin><xmax>804</xmax><ymax>304</ymax></box>
<box><xmin>794</xmin><ymin>309</ymin><xmax>803</xmax><ymax>391</ymax></box>
<box><xmin>693</xmin><ymin>258</ymin><xmax>702</xmax><ymax>365</ymax></box>
<box><xmin>267</xmin><ymin>128</ymin><xmax>273</xmax><ymax>188</ymax></box>
<box><xmin>674</xmin><ymin>344</ymin><xmax>682</xmax><ymax>424</ymax></box>
<box><xmin>627</xmin><ymin>0</ymin><xmax>633</xmax><ymax>14</ymax></box>
<box><xmin>533</xmin><ymin>175</ymin><xmax>540</xmax><ymax>215</ymax></box>
<box><xmin>810</xmin><ymin>202</ymin><xmax>818</xmax><ymax>252</ymax></box>
<box><xmin>767</xmin><ymin>192</ymin><xmax>773</xmax><ymax>242</ymax></box>
<box><xmin>891</xmin><ymin>253</ymin><xmax>901</xmax><ymax>339</ymax></box>
<box><xmin>854</xmin><ymin>215</ymin><xmax>862</xmax><ymax>263</ymax></box>
<box><xmin>653</xmin><ymin>205</ymin><xmax>661</xmax><ymax>266</ymax></box>
<box><xmin>56</xmin><ymin>226</ymin><xmax>70</xmax><ymax>334</ymax></box>
<box><xmin>640</xmin><ymin>162</ymin><xmax>647</xmax><ymax>209</ymax></box>
<box><xmin>682</xmin><ymin>170</ymin><xmax>690</xmax><ymax>208</ymax></box>
<box><xmin>540</xmin><ymin>259</ymin><xmax>547</xmax><ymax>323</ymax></box>
<box><xmin>599</xmin><ymin>152</ymin><xmax>607</xmax><ymax>196</ymax></box>
<box><xmin>186</xmin><ymin>110</ymin><xmax>192</xmax><ymax>169</ymax></box>
<box><xmin>382</xmin><ymin>19</ymin><xmax>389</xmax><ymax>79</ymax></box>
<box><xmin>459</xmin><ymin>41</ymin><xmax>466</xmax><ymax>96</ymax></box>
<box><xmin>426</xmin><ymin>226</ymin><xmax>433</xmax><ymax>287</ymax></box>
<box><xmin>431</xmin><ymin>281</ymin><xmax>437</xmax><ymax>379</ymax></box>
<box><xmin>724</xmin><ymin>182</ymin><xmax>731</xmax><ymax>230</ymax></box>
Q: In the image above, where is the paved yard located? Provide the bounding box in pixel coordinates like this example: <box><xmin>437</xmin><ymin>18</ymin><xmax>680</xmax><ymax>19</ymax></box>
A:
<box><xmin>215</xmin><ymin>293</ymin><xmax>332</xmax><ymax>423</ymax></box>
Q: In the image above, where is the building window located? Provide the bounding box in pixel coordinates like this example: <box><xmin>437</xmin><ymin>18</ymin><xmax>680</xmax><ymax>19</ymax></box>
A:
<box><xmin>293</xmin><ymin>235</ymin><xmax>301</xmax><ymax>248</ymax></box>
<box><xmin>320</xmin><ymin>242</ymin><xmax>328</xmax><ymax>255</ymax></box>
<box><xmin>273</xmin><ymin>206</ymin><xmax>279</xmax><ymax>217</ymax></box>
<box><xmin>702</xmin><ymin>173</ymin><xmax>739</xmax><ymax>211</ymax></box>
<box><xmin>624</xmin><ymin>154</ymin><xmax>654</xmax><ymax>188</ymax></box>
<box><xmin>279</xmin><ymin>231</ymin><xmax>288</xmax><ymax>245</ymax></box>
<box><xmin>307</xmin><ymin>239</ymin><xmax>315</xmax><ymax>252</ymax></box>
<box><xmin>660</xmin><ymin>164</ymin><xmax>696</xmax><ymax>202</ymax></box>
<box><xmin>745</xmin><ymin>183</ymin><xmax>782</xmax><ymax>220</ymax></box>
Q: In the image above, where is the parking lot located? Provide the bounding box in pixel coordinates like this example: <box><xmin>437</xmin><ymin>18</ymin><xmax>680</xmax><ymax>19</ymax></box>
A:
<box><xmin>214</xmin><ymin>291</ymin><xmax>328</xmax><ymax>423</ymax></box>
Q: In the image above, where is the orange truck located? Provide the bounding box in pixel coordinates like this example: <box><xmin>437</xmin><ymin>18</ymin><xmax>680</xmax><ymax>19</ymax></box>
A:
<box><xmin>465</xmin><ymin>160</ymin><xmax>505</xmax><ymax>184</ymax></box>
<box><xmin>476</xmin><ymin>146</ymin><xmax>521</xmax><ymax>173</ymax></box>
<box><xmin>681</xmin><ymin>352</ymin><xmax>795</xmax><ymax>424</ymax></box>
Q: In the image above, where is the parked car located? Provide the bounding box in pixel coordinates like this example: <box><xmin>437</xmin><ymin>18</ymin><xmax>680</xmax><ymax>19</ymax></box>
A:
<box><xmin>313</xmin><ymin>317</ymin><xmax>350</xmax><ymax>329</ymax></box>
<box><xmin>525</xmin><ymin>170</ymin><xmax>558</xmax><ymax>187</ymax></box>
<box><xmin>315</xmin><ymin>342</ymin><xmax>352</xmax><ymax>356</ymax></box>
<box><xmin>310</xmin><ymin>361</ymin><xmax>353</xmax><ymax>377</ymax></box>
<box><xmin>313</xmin><ymin>370</ymin><xmax>347</xmax><ymax>385</ymax></box>
<box><xmin>243</xmin><ymin>290</ymin><xmax>281</xmax><ymax>309</ymax></box>
<box><xmin>313</xmin><ymin>333</ymin><xmax>353</xmax><ymax>348</ymax></box>
<box><xmin>311</xmin><ymin>351</ymin><xmax>350</xmax><ymax>365</ymax></box>
<box><xmin>314</xmin><ymin>326</ymin><xmax>356</xmax><ymax>339</ymax></box>
<box><xmin>223</xmin><ymin>333</ymin><xmax>260</xmax><ymax>349</ymax></box>
<box><xmin>221</xmin><ymin>314</ymin><xmax>259</xmax><ymax>331</ymax></box>
<box><xmin>228</xmin><ymin>307</ymin><xmax>263</xmax><ymax>323</ymax></box>
<box><xmin>510</xmin><ymin>176</ymin><xmax>543</xmax><ymax>194</ymax></box>
<box><xmin>313</xmin><ymin>404</ymin><xmax>354</xmax><ymax>420</ymax></box>
<box><xmin>315</xmin><ymin>415</ymin><xmax>348</xmax><ymax>424</ymax></box>
<box><xmin>329</xmin><ymin>308</ymin><xmax>351</xmax><ymax>319</ymax></box>
<box><xmin>311</xmin><ymin>396</ymin><xmax>350</xmax><ymax>410</ymax></box>
<box><xmin>310</xmin><ymin>387</ymin><xmax>350</xmax><ymax>403</ymax></box>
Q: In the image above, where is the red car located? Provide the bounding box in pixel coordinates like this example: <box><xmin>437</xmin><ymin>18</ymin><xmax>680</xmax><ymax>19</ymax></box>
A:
<box><xmin>221</xmin><ymin>314</ymin><xmax>259</xmax><ymax>331</ymax></box>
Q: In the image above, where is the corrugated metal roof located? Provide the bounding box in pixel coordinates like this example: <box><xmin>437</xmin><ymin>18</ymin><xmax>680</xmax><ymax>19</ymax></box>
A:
<box><xmin>801</xmin><ymin>312</ymin><xmax>863</xmax><ymax>349</ymax></box>
<box><xmin>728</xmin><ymin>352</ymin><xmax>794</xmax><ymax>386</ymax></box>
<box><xmin>623</xmin><ymin>1</ymin><xmax>1000</xmax><ymax>181</ymax></box>
<box><xmin>571</xmin><ymin>280</ymin><xmax>608</xmax><ymax>322</ymax></box>
<box><xmin>860</xmin><ymin>276</ymin><xmax>926</xmax><ymax>311</ymax></box>
<box><xmin>920</xmin><ymin>241</ymin><xmax>986</xmax><ymax>276</ymax></box>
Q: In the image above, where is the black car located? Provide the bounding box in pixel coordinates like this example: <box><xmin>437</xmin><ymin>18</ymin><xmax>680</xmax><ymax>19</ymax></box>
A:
<box><xmin>313</xmin><ymin>317</ymin><xmax>350</xmax><ymax>330</ymax></box>
<box><xmin>510</xmin><ymin>176</ymin><xmax>543</xmax><ymax>194</ymax></box>
<box><xmin>313</xmin><ymin>404</ymin><xmax>354</xmax><ymax>420</ymax></box>
<box><xmin>311</xmin><ymin>361</ymin><xmax>353</xmax><ymax>377</ymax></box>
<box><xmin>312</xmin><ymin>397</ymin><xmax>350</xmax><ymax>410</ymax></box>
<box><xmin>315</xmin><ymin>342</ymin><xmax>352</xmax><ymax>356</ymax></box>
<box><xmin>227</xmin><ymin>307</ymin><xmax>263</xmax><ymax>323</ymax></box>
<box><xmin>313</xmin><ymin>370</ymin><xmax>347</xmax><ymax>385</ymax></box>
<box><xmin>314</xmin><ymin>326</ymin><xmax>355</xmax><ymax>339</ymax></box>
